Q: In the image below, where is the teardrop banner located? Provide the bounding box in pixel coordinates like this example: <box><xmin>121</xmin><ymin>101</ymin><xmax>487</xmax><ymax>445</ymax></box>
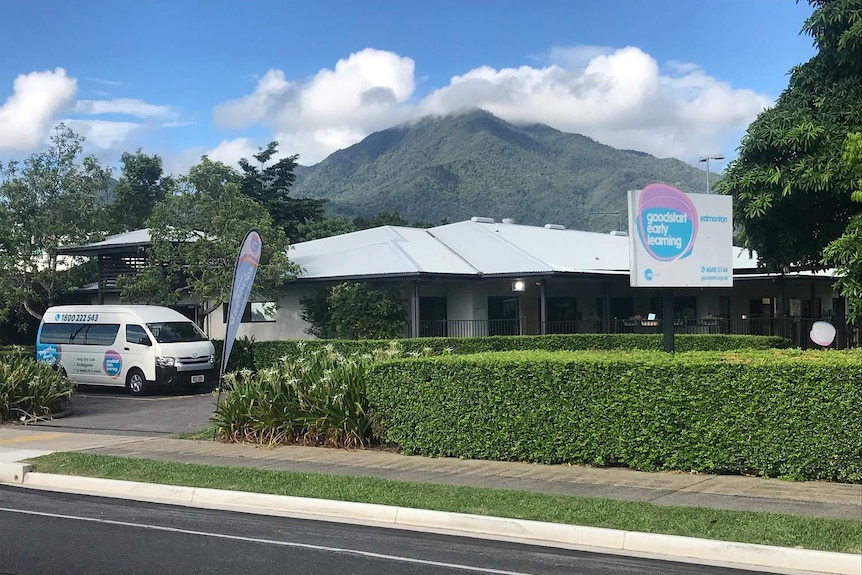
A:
<box><xmin>628</xmin><ymin>184</ymin><xmax>733</xmax><ymax>288</ymax></box>
<box><xmin>220</xmin><ymin>229</ymin><xmax>262</xmax><ymax>381</ymax></box>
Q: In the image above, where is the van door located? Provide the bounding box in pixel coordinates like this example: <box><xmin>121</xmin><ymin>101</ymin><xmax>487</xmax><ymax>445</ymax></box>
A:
<box><xmin>123</xmin><ymin>324</ymin><xmax>154</xmax><ymax>385</ymax></box>
<box><xmin>86</xmin><ymin>323</ymin><xmax>122</xmax><ymax>386</ymax></box>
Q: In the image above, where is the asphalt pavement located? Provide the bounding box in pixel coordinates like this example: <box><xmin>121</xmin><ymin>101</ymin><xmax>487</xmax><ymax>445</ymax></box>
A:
<box><xmin>27</xmin><ymin>384</ymin><xmax>216</xmax><ymax>436</ymax></box>
<box><xmin>0</xmin><ymin>486</ymin><xmax>765</xmax><ymax>575</ymax></box>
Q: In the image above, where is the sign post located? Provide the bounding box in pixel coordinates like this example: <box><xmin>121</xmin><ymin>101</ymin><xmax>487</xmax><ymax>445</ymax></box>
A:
<box><xmin>628</xmin><ymin>184</ymin><xmax>733</xmax><ymax>352</ymax></box>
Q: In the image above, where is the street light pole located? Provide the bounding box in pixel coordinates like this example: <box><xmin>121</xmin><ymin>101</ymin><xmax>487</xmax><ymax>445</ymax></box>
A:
<box><xmin>698</xmin><ymin>154</ymin><xmax>725</xmax><ymax>194</ymax></box>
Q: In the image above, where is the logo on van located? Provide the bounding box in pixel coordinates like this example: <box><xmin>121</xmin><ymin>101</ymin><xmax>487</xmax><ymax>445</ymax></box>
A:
<box><xmin>36</xmin><ymin>344</ymin><xmax>61</xmax><ymax>365</ymax></box>
<box><xmin>103</xmin><ymin>350</ymin><xmax>122</xmax><ymax>378</ymax></box>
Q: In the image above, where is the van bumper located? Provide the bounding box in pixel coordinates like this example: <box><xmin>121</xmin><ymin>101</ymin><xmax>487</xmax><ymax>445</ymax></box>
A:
<box><xmin>155</xmin><ymin>366</ymin><xmax>218</xmax><ymax>387</ymax></box>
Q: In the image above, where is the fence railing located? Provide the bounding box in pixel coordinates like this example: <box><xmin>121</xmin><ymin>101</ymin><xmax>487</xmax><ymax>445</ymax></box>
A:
<box><xmin>404</xmin><ymin>316</ymin><xmax>859</xmax><ymax>348</ymax></box>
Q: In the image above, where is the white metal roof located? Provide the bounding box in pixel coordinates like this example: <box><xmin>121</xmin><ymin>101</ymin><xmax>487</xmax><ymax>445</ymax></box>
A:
<box><xmin>56</xmin><ymin>219</ymin><xmax>770</xmax><ymax>281</ymax></box>
<box><xmin>290</xmin><ymin>220</ymin><xmax>761</xmax><ymax>281</ymax></box>
<box><xmin>289</xmin><ymin>226</ymin><xmax>478</xmax><ymax>279</ymax></box>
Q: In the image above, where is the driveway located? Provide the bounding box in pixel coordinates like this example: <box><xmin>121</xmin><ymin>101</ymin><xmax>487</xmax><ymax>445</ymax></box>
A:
<box><xmin>27</xmin><ymin>385</ymin><xmax>217</xmax><ymax>436</ymax></box>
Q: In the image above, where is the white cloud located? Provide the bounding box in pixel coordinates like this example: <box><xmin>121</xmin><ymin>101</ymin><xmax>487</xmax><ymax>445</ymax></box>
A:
<box><xmin>0</xmin><ymin>68</ymin><xmax>77</xmax><ymax>152</ymax></box>
<box><xmin>213</xmin><ymin>48</ymin><xmax>416</xmax><ymax>163</ymax></box>
<box><xmin>61</xmin><ymin>119</ymin><xmax>143</xmax><ymax>149</ymax></box>
<box><xmin>74</xmin><ymin>98</ymin><xmax>174</xmax><ymax>119</ymax></box>
<box><xmin>212</xmin><ymin>45</ymin><xmax>770</xmax><ymax>164</ymax></box>
<box><xmin>204</xmin><ymin>137</ymin><xmax>259</xmax><ymax>166</ymax></box>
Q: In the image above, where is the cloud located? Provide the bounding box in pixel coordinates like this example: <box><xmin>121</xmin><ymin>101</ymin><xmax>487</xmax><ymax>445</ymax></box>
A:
<box><xmin>85</xmin><ymin>77</ymin><xmax>127</xmax><ymax>87</ymax></box>
<box><xmin>213</xmin><ymin>46</ymin><xmax>770</xmax><ymax>164</ymax></box>
<box><xmin>203</xmin><ymin>137</ymin><xmax>259</xmax><ymax>166</ymax></box>
<box><xmin>0</xmin><ymin>68</ymin><xmax>77</xmax><ymax>152</ymax></box>
<box><xmin>74</xmin><ymin>98</ymin><xmax>174</xmax><ymax>119</ymax></box>
<box><xmin>61</xmin><ymin>119</ymin><xmax>143</xmax><ymax>149</ymax></box>
<box><xmin>213</xmin><ymin>48</ymin><xmax>416</xmax><ymax>163</ymax></box>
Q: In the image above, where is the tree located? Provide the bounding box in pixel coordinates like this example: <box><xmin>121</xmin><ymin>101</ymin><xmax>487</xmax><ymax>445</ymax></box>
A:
<box><xmin>110</xmin><ymin>150</ymin><xmax>175</xmax><ymax>232</ymax></box>
<box><xmin>300</xmin><ymin>282</ymin><xmax>407</xmax><ymax>339</ymax></box>
<box><xmin>0</xmin><ymin>125</ymin><xmax>110</xmax><ymax>321</ymax></box>
<box><xmin>120</xmin><ymin>157</ymin><xmax>299</xmax><ymax>322</ymax></box>
<box><xmin>823</xmin><ymin>132</ymin><xmax>862</xmax><ymax>320</ymax></box>
<box><xmin>717</xmin><ymin>0</ymin><xmax>862</xmax><ymax>271</ymax></box>
<box><xmin>238</xmin><ymin>142</ymin><xmax>328</xmax><ymax>242</ymax></box>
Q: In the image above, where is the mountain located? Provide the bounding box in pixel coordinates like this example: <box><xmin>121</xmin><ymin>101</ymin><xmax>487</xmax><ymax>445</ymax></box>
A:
<box><xmin>291</xmin><ymin>110</ymin><xmax>714</xmax><ymax>232</ymax></box>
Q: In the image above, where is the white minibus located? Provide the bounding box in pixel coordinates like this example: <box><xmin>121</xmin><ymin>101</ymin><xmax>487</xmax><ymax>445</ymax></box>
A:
<box><xmin>36</xmin><ymin>305</ymin><xmax>216</xmax><ymax>396</ymax></box>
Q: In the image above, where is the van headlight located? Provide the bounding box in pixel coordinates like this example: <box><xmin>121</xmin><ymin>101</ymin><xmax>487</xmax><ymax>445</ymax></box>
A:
<box><xmin>209</xmin><ymin>354</ymin><xmax>215</xmax><ymax>364</ymax></box>
<box><xmin>156</xmin><ymin>356</ymin><xmax>176</xmax><ymax>368</ymax></box>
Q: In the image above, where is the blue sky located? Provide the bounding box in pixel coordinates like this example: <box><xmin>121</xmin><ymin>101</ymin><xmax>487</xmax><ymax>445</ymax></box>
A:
<box><xmin>0</xmin><ymin>0</ymin><xmax>816</xmax><ymax>172</ymax></box>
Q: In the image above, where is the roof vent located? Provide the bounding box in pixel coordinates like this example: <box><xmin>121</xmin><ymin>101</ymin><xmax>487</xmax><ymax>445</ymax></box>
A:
<box><xmin>544</xmin><ymin>224</ymin><xmax>566</xmax><ymax>230</ymax></box>
<box><xmin>501</xmin><ymin>218</ymin><xmax>515</xmax><ymax>225</ymax></box>
<box><xmin>471</xmin><ymin>216</ymin><xmax>495</xmax><ymax>223</ymax></box>
<box><xmin>609</xmin><ymin>230</ymin><xmax>628</xmax><ymax>236</ymax></box>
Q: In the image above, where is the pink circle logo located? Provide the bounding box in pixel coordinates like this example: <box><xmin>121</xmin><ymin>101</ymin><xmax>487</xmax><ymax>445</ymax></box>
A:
<box><xmin>636</xmin><ymin>184</ymin><xmax>699</xmax><ymax>261</ymax></box>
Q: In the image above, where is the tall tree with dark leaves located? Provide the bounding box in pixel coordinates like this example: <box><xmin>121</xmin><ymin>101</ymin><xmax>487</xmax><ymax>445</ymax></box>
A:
<box><xmin>0</xmin><ymin>125</ymin><xmax>109</xmax><ymax>321</ymax></box>
<box><xmin>718</xmin><ymin>0</ymin><xmax>862</xmax><ymax>274</ymax></box>
<box><xmin>238</xmin><ymin>142</ymin><xmax>327</xmax><ymax>242</ymax></box>
<box><xmin>110</xmin><ymin>150</ymin><xmax>176</xmax><ymax>232</ymax></box>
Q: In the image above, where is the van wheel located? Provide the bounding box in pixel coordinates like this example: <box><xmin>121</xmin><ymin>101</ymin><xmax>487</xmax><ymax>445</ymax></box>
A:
<box><xmin>126</xmin><ymin>368</ymin><xmax>148</xmax><ymax>396</ymax></box>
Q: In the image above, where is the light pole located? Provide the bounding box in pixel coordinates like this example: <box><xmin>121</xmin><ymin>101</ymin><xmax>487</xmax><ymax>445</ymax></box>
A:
<box><xmin>699</xmin><ymin>154</ymin><xmax>725</xmax><ymax>194</ymax></box>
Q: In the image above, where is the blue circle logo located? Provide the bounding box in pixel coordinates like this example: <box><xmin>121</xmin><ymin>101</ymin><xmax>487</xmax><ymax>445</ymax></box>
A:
<box><xmin>55</xmin><ymin>313</ymin><xmax>61</xmax><ymax>320</ymax></box>
<box><xmin>644</xmin><ymin>268</ymin><xmax>654</xmax><ymax>281</ymax></box>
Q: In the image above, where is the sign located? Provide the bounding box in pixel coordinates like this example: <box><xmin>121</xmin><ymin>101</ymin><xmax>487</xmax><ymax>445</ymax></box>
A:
<box><xmin>221</xmin><ymin>230</ymin><xmax>262</xmax><ymax>379</ymax></box>
<box><xmin>628</xmin><ymin>184</ymin><xmax>733</xmax><ymax>287</ymax></box>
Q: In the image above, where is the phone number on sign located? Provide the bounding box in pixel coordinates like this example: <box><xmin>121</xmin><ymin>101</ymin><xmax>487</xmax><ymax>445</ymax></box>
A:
<box><xmin>700</xmin><ymin>266</ymin><xmax>729</xmax><ymax>274</ymax></box>
<box><xmin>59</xmin><ymin>313</ymin><xmax>100</xmax><ymax>322</ymax></box>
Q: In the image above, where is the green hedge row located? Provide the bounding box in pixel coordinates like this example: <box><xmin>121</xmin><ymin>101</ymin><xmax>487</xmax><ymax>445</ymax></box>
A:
<box><xmin>242</xmin><ymin>334</ymin><xmax>790</xmax><ymax>370</ymax></box>
<box><xmin>366</xmin><ymin>349</ymin><xmax>862</xmax><ymax>482</ymax></box>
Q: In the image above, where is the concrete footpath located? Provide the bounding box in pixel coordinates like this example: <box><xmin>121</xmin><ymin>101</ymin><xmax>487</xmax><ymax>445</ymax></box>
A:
<box><xmin>1</xmin><ymin>427</ymin><xmax>860</xmax><ymax>520</ymax></box>
<box><xmin>1</xmin><ymin>427</ymin><xmax>861</xmax><ymax>575</ymax></box>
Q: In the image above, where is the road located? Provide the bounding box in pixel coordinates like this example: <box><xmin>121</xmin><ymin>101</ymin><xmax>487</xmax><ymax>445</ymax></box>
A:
<box><xmin>0</xmin><ymin>487</ymin><xmax>764</xmax><ymax>575</ymax></box>
<box><xmin>28</xmin><ymin>384</ymin><xmax>215</xmax><ymax>436</ymax></box>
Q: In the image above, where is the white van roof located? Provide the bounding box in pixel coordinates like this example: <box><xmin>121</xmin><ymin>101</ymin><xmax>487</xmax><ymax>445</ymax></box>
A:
<box><xmin>43</xmin><ymin>305</ymin><xmax>193</xmax><ymax>324</ymax></box>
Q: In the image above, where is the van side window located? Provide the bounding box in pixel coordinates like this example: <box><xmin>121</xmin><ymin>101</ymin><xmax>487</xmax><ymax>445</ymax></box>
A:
<box><xmin>40</xmin><ymin>323</ymin><xmax>119</xmax><ymax>345</ymax></box>
<box><xmin>127</xmin><ymin>324</ymin><xmax>150</xmax><ymax>345</ymax></box>
<box><xmin>85</xmin><ymin>324</ymin><xmax>120</xmax><ymax>346</ymax></box>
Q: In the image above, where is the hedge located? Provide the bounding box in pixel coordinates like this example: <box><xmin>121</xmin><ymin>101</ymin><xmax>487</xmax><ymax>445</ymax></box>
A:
<box><xmin>243</xmin><ymin>334</ymin><xmax>790</xmax><ymax>371</ymax></box>
<box><xmin>366</xmin><ymin>349</ymin><xmax>862</xmax><ymax>482</ymax></box>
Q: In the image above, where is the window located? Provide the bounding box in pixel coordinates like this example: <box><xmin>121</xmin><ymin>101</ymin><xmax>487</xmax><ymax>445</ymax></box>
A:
<box><xmin>126</xmin><ymin>324</ymin><xmax>151</xmax><ymax>345</ymax></box>
<box><xmin>221</xmin><ymin>301</ymin><xmax>277</xmax><ymax>323</ymax></box>
<box><xmin>85</xmin><ymin>324</ymin><xmax>120</xmax><ymax>346</ymax></box>
<box><xmin>39</xmin><ymin>323</ymin><xmax>119</xmax><ymax>345</ymax></box>
<box><xmin>488</xmin><ymin>296</ymin><xmax>520</xmax><ymax>336</ymax></box>
<box><xmin>146</xmin><ymin>322</ymin><xmax>208</xmax><ymax>343</ymax></box>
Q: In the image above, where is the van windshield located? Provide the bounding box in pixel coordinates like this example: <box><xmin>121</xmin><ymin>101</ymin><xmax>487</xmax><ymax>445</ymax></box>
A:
<box><xmin>146</xmin><ymin>322</ymin><xmax>208</xmax><ymax>343</ymax></box>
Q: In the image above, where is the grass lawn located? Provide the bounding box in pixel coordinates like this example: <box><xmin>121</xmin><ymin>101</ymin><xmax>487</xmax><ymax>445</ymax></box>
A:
<box><xmin>27</xmin><ymin>452</ymin><xmax>862</xmax><ymax>554</ymax></box>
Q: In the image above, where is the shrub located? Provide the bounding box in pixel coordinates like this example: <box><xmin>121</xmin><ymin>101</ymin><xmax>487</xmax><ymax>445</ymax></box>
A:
<box><xmin>251</xmin><ymin>334</ymin><xmax>790</xmax><ymax>370</ymax></box>
<box><xmin>367</xmin><ymin>349</ymin><xmax>862</xmax><ymax>482</ymax></box>
<box><xmin>0</xmin><ymin>348</ymin><xmax>75</xmax><ymax>423</ymax></box>
<box><xmin>212</xmin><ymin>342</ymin><xmax>408</xmax><ymax>447</ymax></box>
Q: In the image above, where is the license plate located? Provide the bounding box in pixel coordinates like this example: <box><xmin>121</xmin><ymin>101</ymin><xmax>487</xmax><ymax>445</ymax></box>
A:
<box><xmin>191</xmin><ymin>375</ymin><xmax>205</xmax><ymax>384</ymax></box>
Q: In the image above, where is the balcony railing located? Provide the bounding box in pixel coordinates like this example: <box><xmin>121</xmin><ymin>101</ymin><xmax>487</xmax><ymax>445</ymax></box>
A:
<box><xmin>405</xmin><ymin>316</ymin><xmax>859</xmax><ymax>348</ymax></box>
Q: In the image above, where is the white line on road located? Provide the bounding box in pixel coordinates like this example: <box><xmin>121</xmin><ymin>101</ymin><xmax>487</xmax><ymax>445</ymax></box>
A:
<box><xmin>0</xmin><ymin>506</ymin><xmax>536</xmax><ymax>575</ymax></box>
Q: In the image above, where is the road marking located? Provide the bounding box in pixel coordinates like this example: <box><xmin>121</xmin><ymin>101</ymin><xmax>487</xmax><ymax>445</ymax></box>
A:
<box><xmin>0</xmin><ymin>506</ymin><xmax>535</xmax><ymax>574</ymax></box>
<box><xmin>0</xmin><ymin>433</ymin><xmax>66</xmax><ymax>445</ymax></box>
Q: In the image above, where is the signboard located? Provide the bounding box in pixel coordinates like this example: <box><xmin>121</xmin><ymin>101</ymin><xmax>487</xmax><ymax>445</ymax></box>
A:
<box><xmin>628</xmin><ymin>184</ymin><xmax>733</xmax><ymax>288</ymax></box>
<box><xmin>221</xmin><ymin>229</ymin><xmax>262</xmax><ymax>379</ymax></box>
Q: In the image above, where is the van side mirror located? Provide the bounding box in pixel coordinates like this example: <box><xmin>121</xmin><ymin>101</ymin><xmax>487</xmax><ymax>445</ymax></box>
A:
<box><xmin>137</xmin><ymin>336</ymin><xmax>152</xmax><ymax>346</ymax></box>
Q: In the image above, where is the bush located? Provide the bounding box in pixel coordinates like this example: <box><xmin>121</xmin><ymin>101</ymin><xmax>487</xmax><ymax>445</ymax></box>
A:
<box><xmin>212</xmin><ymin>342</ymin><xmax>409</xmax><ymax>447</ymax></box>
<box><xmin>0</xmin><ymin>348</ymin><xmax>75</xmax><ymax>423</ymax></box>
<box><xmin>367</xmin><ymin>349</ymin><xmax>862</xmax><ymax>482</ymax></box>
<box><xmin>251</xmin><ymin>334</ymin><xmax>790</xmax><ymax>370</ymax></box>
